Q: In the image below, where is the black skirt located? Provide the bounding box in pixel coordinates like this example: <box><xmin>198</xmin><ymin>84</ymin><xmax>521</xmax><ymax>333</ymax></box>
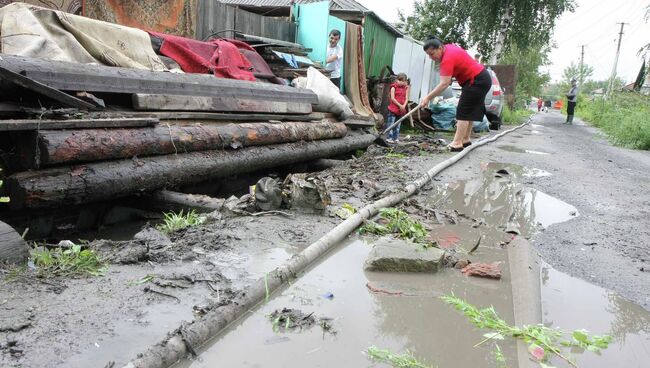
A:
<box><xmin>457</xmin><ymin>69</ymin><xmax>491</xmax><ymax>121</ymax></box>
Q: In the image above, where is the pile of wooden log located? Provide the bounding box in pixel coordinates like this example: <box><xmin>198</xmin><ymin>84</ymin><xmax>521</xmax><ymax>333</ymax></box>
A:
<box><xmin>0</xmin><ymin>53</ymin><xmax>376</xmax><ymax>212</ymax></box>
<box><xmin>234</xmin><ymin>32</ymin><xmax>331</xmax><ymax>79</ymax></box>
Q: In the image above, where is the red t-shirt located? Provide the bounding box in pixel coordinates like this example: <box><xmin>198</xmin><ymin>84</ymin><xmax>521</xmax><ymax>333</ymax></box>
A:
<box><xmin>439</xmin><ymin>44</ymin><xmax>484</xmax><ymax>85</ymax></box>
<box><xmin>388</xmin><ymin>82</ymin><xmax>408</xmax><ymax>115</ymax></box>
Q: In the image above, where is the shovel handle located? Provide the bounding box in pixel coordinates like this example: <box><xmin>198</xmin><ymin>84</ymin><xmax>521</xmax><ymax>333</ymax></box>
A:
<box><xmin>381</xmin><ymin>106</ymin><xmax>421</xmax><ymax>135</ymax></box>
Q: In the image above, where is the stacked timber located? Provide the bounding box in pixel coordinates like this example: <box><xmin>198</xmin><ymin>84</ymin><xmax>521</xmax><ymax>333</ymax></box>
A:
<box><xmin>234</xmin><ymin>32</ymin><xmax>331</xmax><ymax>79</ymax></box>
<box><xmin>0</xmin><ymin>54</ymin><xmax>376</xmax><ymax>211</ymax></box>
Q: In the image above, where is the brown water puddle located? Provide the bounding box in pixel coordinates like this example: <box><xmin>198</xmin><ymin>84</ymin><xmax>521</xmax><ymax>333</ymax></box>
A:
<box><xmin>179</xmin><ymin>239</ymin><xmax>518</xmax><ymax>368</ymax></box>
<box><xmin>175</xmin><ymin>162</ymin><xmax>649</xmax><ymax>368</ymax></box>
<box><xmin>541</xmin><ymin>262</ymin><xmax>650</xmax><ymax>367</ymax></box>
<box><xmin>428</xmin><ymin>163</ymin><xmax>574</xmax><ymax>238</ymax></box>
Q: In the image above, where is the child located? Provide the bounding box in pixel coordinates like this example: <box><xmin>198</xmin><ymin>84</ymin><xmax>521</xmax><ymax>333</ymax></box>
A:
<box><xmin>387</xmin><ymin>73</ymin><xmax>410</xmax><ymax>143</ymax></box>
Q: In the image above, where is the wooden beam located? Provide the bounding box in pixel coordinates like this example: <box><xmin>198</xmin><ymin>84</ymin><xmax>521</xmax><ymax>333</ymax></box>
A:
<box><xmin>149</xmin><ymin>190</ymin><xmax>225</xmax><ymax>213</ymax></box>
<box><xmin>0</xmin><ymin>54</ymin><xmax>318</xmax><ymax>104</ymax></box>
<box><xmin>0</xmin><ymin>65</ymin><xmax>97</xmax><ymax>110</ymax></box>
<box><xmin>85</xmin><ymin>111</ymin><xmax>333</xmax><ymax>122</ymax></box>
<box><xmin>132</xmin><ymin>94</ymin><xmax>312</xmax><ymax>114</ymax></box>
<box><xmin>6</xmin><ymin>133</ymin><xmax>376</xmax><ymax>209</ymax></box>
<box><xmin>0</xmin><ymin>118</ymin><xmax>159</xmax><ymax>131</ymax></box>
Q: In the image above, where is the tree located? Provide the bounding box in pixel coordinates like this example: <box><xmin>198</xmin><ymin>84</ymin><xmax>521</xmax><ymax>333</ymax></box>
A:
<box><xmin>639</xmin><ymin>4</ymin><xmax>650</xmax><ymax>57</ymax></box>
<box><xmin>400</xmin><ymin>0</ymin><xmax>575</xmax><ymax>62</ymax></box>
<box><xmin>499</xmin><ymin>44</ymin><xmax>551</xmax><ymax>98</ymax></box>
<box><xmin>397</xmin><ymin>0</ymin><xmax>469</xmax><ymax>48</ymax></box>
<box><xmin>561</xmin><ymin>61</ymin><xmax>594</xmax><ymax>85</ymax></box>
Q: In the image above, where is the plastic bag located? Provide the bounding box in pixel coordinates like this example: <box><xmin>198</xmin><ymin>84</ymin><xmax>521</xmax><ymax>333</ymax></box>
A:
<box><xmin>304</xmin><ymin>67</ymin><xmax>354</xmax><ymax>119</ymax></box>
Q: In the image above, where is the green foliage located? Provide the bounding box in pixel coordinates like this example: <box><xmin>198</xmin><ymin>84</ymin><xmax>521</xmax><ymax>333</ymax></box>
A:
<box><xmin>30</xmin><ymin>243</ymin><xmax>106</xmax><ymax>277</ymax></box>
<box><xmin>442</xmin><ymin>294</ymin><xmax>612</xmax><ymax>367</ymax></box>
<box><xmin>400</xmin><ymin>0</ymin><xmax>575</xmax><ymax>60</ymax></box>
<box><xmin>502</xmin><ymin>106</ymin><xmax>531</xmax><ymax>125</ymax></box>
<box><xmin>366</xmin><ymin>346</ymin><xmax>432</xmax><ymax>368</ymax></box>
<box><xmin>562</xmin><ymin>61</ymin><xmax>594</xmax><ymax>85</ymax></box>
<box><xmin>397</xmin><ymin>0</ymin><xmax>469</xmax><ymax>48</ymax></box>
<box><xmin>359</xmin><ymin>208</ymin><xmax>428</xmax><ymax>244</ymax></box>
<box><xmin>386</xmin><ymin>150</ymin><xmax>408</xmax><ymax>159</ymax></box>
<box><xmin>576</xmin><ymin>93</ymin><xmax>650</xmax><ymax>150</ymax></box>
<box><xmin>156</xmin><ymin>209</ymin><xmax>205</xmax><ymax>233</ymax></box>
<box><xmin>499</xmin><ymin>44</ymin><xmax>551</xmax><ymax>98</ymax></box>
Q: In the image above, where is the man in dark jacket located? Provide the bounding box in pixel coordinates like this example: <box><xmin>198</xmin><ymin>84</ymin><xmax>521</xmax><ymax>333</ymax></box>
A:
<box><xmin>565</xmin><ymin>78</ymin><xmax>579</xmax><ymax>124</ymax></box>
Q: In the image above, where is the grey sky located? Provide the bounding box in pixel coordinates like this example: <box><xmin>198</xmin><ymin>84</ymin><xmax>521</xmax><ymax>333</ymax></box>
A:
<box><xmin>356</xmin><ymin>0</ymin><xmax>650</xmax><ymax>83</ymax></box>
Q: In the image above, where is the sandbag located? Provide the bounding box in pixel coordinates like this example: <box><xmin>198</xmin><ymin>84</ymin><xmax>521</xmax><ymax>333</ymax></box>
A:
<box><xmin>305</xmin><ymin>67</ymin><xmax>354</xmax><ymax>119</ymax></box>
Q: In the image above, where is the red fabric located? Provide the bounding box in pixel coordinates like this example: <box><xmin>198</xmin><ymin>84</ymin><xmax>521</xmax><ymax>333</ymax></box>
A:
<box><xmin>439</xmin><ymin>44</ymin><xmax>484</xmax><ymax>85</ymax></box>
<box><xmin>388</xmin><ymin>82</ymin><xmax>408</xmax><ymax>115</ymax></box>
<box><xmin>150</xmin><ymin>32</ymin><xmax>256</xmax><ymax>81</ymax></box>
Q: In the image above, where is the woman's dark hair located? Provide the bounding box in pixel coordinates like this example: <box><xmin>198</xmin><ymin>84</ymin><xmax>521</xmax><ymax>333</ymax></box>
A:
<box><xmin>423</xmin><ymin>37</ymin><xmax>443</xmax><ymax>51</ymax></box>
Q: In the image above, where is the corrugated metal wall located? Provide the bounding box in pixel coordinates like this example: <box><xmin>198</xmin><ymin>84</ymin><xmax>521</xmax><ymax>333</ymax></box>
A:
<box><xmin>362</xmin><ymin>13</ymin><xmax>395</xmax><ymax>78</ymax></box>
<box><xmin>392</xmin><ymin>37</ymin><xmax>437</xmax><ymax>101</ymax></box>
<box><xmin>196</xmin><ymin>0</ymin><xmax>296</xmax><ymax>41</ymax></box>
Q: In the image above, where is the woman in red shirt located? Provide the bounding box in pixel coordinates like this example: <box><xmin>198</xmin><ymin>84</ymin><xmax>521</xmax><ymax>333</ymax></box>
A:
<box><xmin>419</xmin><ymin>37</ymin><xmax>491</xmax><ymax>151</ymax></box>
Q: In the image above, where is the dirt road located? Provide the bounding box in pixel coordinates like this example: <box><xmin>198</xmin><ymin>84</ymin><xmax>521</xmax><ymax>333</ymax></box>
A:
<box><xmin>438</xmin><ymin>110</ymin><xmax>650</xmax><ymax>310</ymax></box>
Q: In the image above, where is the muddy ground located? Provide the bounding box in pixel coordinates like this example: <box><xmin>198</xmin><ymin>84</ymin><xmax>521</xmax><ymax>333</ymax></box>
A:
<box><xmin>1</xmin><ymin>111</ymin><xmax>649</xmax><ymax>367</ymax></box>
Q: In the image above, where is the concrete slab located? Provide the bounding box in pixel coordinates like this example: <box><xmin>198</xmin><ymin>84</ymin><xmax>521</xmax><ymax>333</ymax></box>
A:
<box><xmin>364</xmin><ymin>236</ymin><xmax>445</xmax><ymax>273</ymax></box>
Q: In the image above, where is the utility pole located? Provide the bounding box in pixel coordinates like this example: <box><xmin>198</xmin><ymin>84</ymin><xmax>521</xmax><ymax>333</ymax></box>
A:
<box><xmin>579</xmin><ymin>45</ymin><xmax>585</xmax><ymax>85</ymax></box>
<box><xmin>606</xmin><ymin>22</ymin><xmax>627</xmax><ymax>98</ymax></box>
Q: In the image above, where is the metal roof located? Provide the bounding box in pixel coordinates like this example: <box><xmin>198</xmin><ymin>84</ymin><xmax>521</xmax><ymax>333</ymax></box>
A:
<box><xmin>218</xmin><ymin>0</ymin><xmax>368</xmax><ymax>12</ymax></box>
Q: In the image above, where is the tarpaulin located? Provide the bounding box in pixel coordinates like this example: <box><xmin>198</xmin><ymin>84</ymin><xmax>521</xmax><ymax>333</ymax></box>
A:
<box><xmin>0</xmin><ymin>0</ymin><xmax>81</xmax><ymax>13</ymax></box>
<box><xmin>0</xmin><ymin>2</ymin><xmax>166</xmax><ymax>70</ymax></box>
<box><xmin>150</xmin><ymin>32</ymin><xmax>254</xmax><ymax>81</ymax></box>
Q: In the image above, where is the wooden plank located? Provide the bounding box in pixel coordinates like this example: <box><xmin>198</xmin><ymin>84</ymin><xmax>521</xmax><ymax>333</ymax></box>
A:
<box><xmin>83</xmin><ymin>111</ymin><xmax>333</xmax><ymax>122</ymax></box>
<box><xmin>0</xmin><ymin>118</ymin><xmax>159</xmax><ymax>131</ymax></box>
<box><xmin>0</xmin><ymin>54</ymin><xmax>318</xmax><ymax>104</ymax></box>
<box><xmin>132</xmin><ymin>94</ymin><xmax>312</xmax><ymax>114</ymax></box>
<box><xmin>0</xmin><ymin>64</ymin><xmax>97</xmax><ymax>110</ymax></box>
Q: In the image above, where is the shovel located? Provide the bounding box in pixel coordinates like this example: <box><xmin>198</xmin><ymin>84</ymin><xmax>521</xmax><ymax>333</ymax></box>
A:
<box><xmin>375</xmin><ymin>105</ymin><xmax>422</xmax><ymax>146</ymax></box>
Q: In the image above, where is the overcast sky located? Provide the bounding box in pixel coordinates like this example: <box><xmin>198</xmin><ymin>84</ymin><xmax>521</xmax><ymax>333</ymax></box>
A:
<box><xmin>356</xmin><ymin>0</ymin><xmax>650</xmax><ymax>83</ymax></box>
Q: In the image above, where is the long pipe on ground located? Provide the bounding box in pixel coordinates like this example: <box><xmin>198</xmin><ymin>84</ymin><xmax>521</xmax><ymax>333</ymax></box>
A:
<box><xmin>121</xmin><ymin>118</ymin><xmax>532</xmax><ymax>368</ymax></box>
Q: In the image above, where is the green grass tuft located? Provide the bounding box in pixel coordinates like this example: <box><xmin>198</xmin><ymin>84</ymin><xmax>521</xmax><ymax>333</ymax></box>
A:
<box><xmin>359</xmin><ymin>208</ymin><xmax>428</xmax><ymax>244</ymax></box>
<box><xmin>30</xmin><ymin>243</ymin><xmax>106</xmax><ymax>278</ymax></box>
<box><xmin>366</xmin><ymin>346</ymin><xmax>432</xmax><ymax>368</ymax></box>
<box><xmin>156</xmin><ymin>209</ymin><xmax>205</xmax><ymax>233</ymax></box>
<box><xmin>502</xmin><ymin>106</ymin><xmax>532</xmax><ymax>125</ymax></box>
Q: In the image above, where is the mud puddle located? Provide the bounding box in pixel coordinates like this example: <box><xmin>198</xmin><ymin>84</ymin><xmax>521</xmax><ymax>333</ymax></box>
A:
<box><xmin>178</xmin><ymin>239</ymin><xmax>518</xmax><ymax>368</ymax></box>
<box><xmin>541</xmin><ymin>262</ymin><xmax>650</xmax><ymax>367</ymax></box>
<box><xmin>428</xmin><ymin>163</ymin><xmax>576</xmax><ymax>238</ymax></box>
<box><xmin>497</xmin><ymin>145</ymin><xmax>550</xmax><ymax>155</ymax></box>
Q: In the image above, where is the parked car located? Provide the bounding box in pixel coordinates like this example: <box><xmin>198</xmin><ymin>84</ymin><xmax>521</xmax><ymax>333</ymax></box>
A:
<box><xmin>444</xmin><ymin>68</ymin><xmax>504</xmax><ymax>130</ymax></box>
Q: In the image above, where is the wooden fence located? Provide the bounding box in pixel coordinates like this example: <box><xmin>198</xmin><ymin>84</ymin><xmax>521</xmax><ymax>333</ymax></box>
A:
<box><xmin>196</xmin><ymin>0</ymin><xmax>296</xmax><ymax>42</ymax></box>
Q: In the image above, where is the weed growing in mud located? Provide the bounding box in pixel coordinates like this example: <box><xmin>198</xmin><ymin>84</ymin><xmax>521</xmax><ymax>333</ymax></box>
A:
<box><xmin>385</xmin><ymin>149</ymin><xmax>407</xmax><ymax>159</ymax></box>
<box><xmin>156</xmin><ymin>209</ymin><xmax>205</xmax><ymax>233</ymax></box>
<box><xmin>442</xmin><ymin>294</ymin><xmax>612</xmax><ymax>367</ymax></box>
<box><xmin>366</xmin><ymin>346</ymin><xmax>432</xmax><ymax>368</ymax></box>
<box><xmin>360</xmin><ymin>208</ymin><xmax>428</xmax><ymax>244</ymax></box>
<box><xmin>30</xmin><ymin>243</ymin><xmax>106</xmax><ymax>277</ymax></box>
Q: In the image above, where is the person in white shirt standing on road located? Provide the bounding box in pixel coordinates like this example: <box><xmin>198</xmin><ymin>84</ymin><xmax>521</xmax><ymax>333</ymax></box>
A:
<box><xmin>326</xmin><ymin>29</ymin><xmax>343</xmax><ymax>90</ymax></box>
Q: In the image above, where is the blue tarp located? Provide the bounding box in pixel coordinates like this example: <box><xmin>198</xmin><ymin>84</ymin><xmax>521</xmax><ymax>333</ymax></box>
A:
<box><xmin>428</xmin><ymin>101</ymin><xmax>491</xmax><ymax>132</ymax></box>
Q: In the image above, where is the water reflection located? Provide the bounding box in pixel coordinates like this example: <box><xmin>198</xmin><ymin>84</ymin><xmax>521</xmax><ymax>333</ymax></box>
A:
<box><xmin>541</xmin><ymin>263</ymin><xmax>650</xmax><ymax>367</ymax></box>
<box><xmin>430</xmin><ymin>163</ymin><xmax>576</xmax><ymax>237</ymax></box>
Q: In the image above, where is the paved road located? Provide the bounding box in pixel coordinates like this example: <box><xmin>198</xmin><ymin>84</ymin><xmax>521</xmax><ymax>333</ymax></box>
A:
<box><xmin>437</xmin><ymin>110</ymin><xmax>650</xmax><ymax>310</ymax></box>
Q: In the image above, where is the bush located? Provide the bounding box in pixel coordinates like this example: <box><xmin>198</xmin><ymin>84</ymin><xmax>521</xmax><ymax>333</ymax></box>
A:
<box><xmin>502</xmin><ymin>105</ymin><xmax>532</xmax><ymax>125</ymax></box>
<box><xmin>576</xmin><ymin>93</ymin><xmax>650</xmax><ymax>150</ymax></box>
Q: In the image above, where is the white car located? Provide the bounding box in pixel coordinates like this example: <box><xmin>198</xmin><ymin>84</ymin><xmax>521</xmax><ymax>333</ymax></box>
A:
<box><xmin>444</xmin><ymin>68</ymin><xmax>504</xmax><ymax>130</ymax></box>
